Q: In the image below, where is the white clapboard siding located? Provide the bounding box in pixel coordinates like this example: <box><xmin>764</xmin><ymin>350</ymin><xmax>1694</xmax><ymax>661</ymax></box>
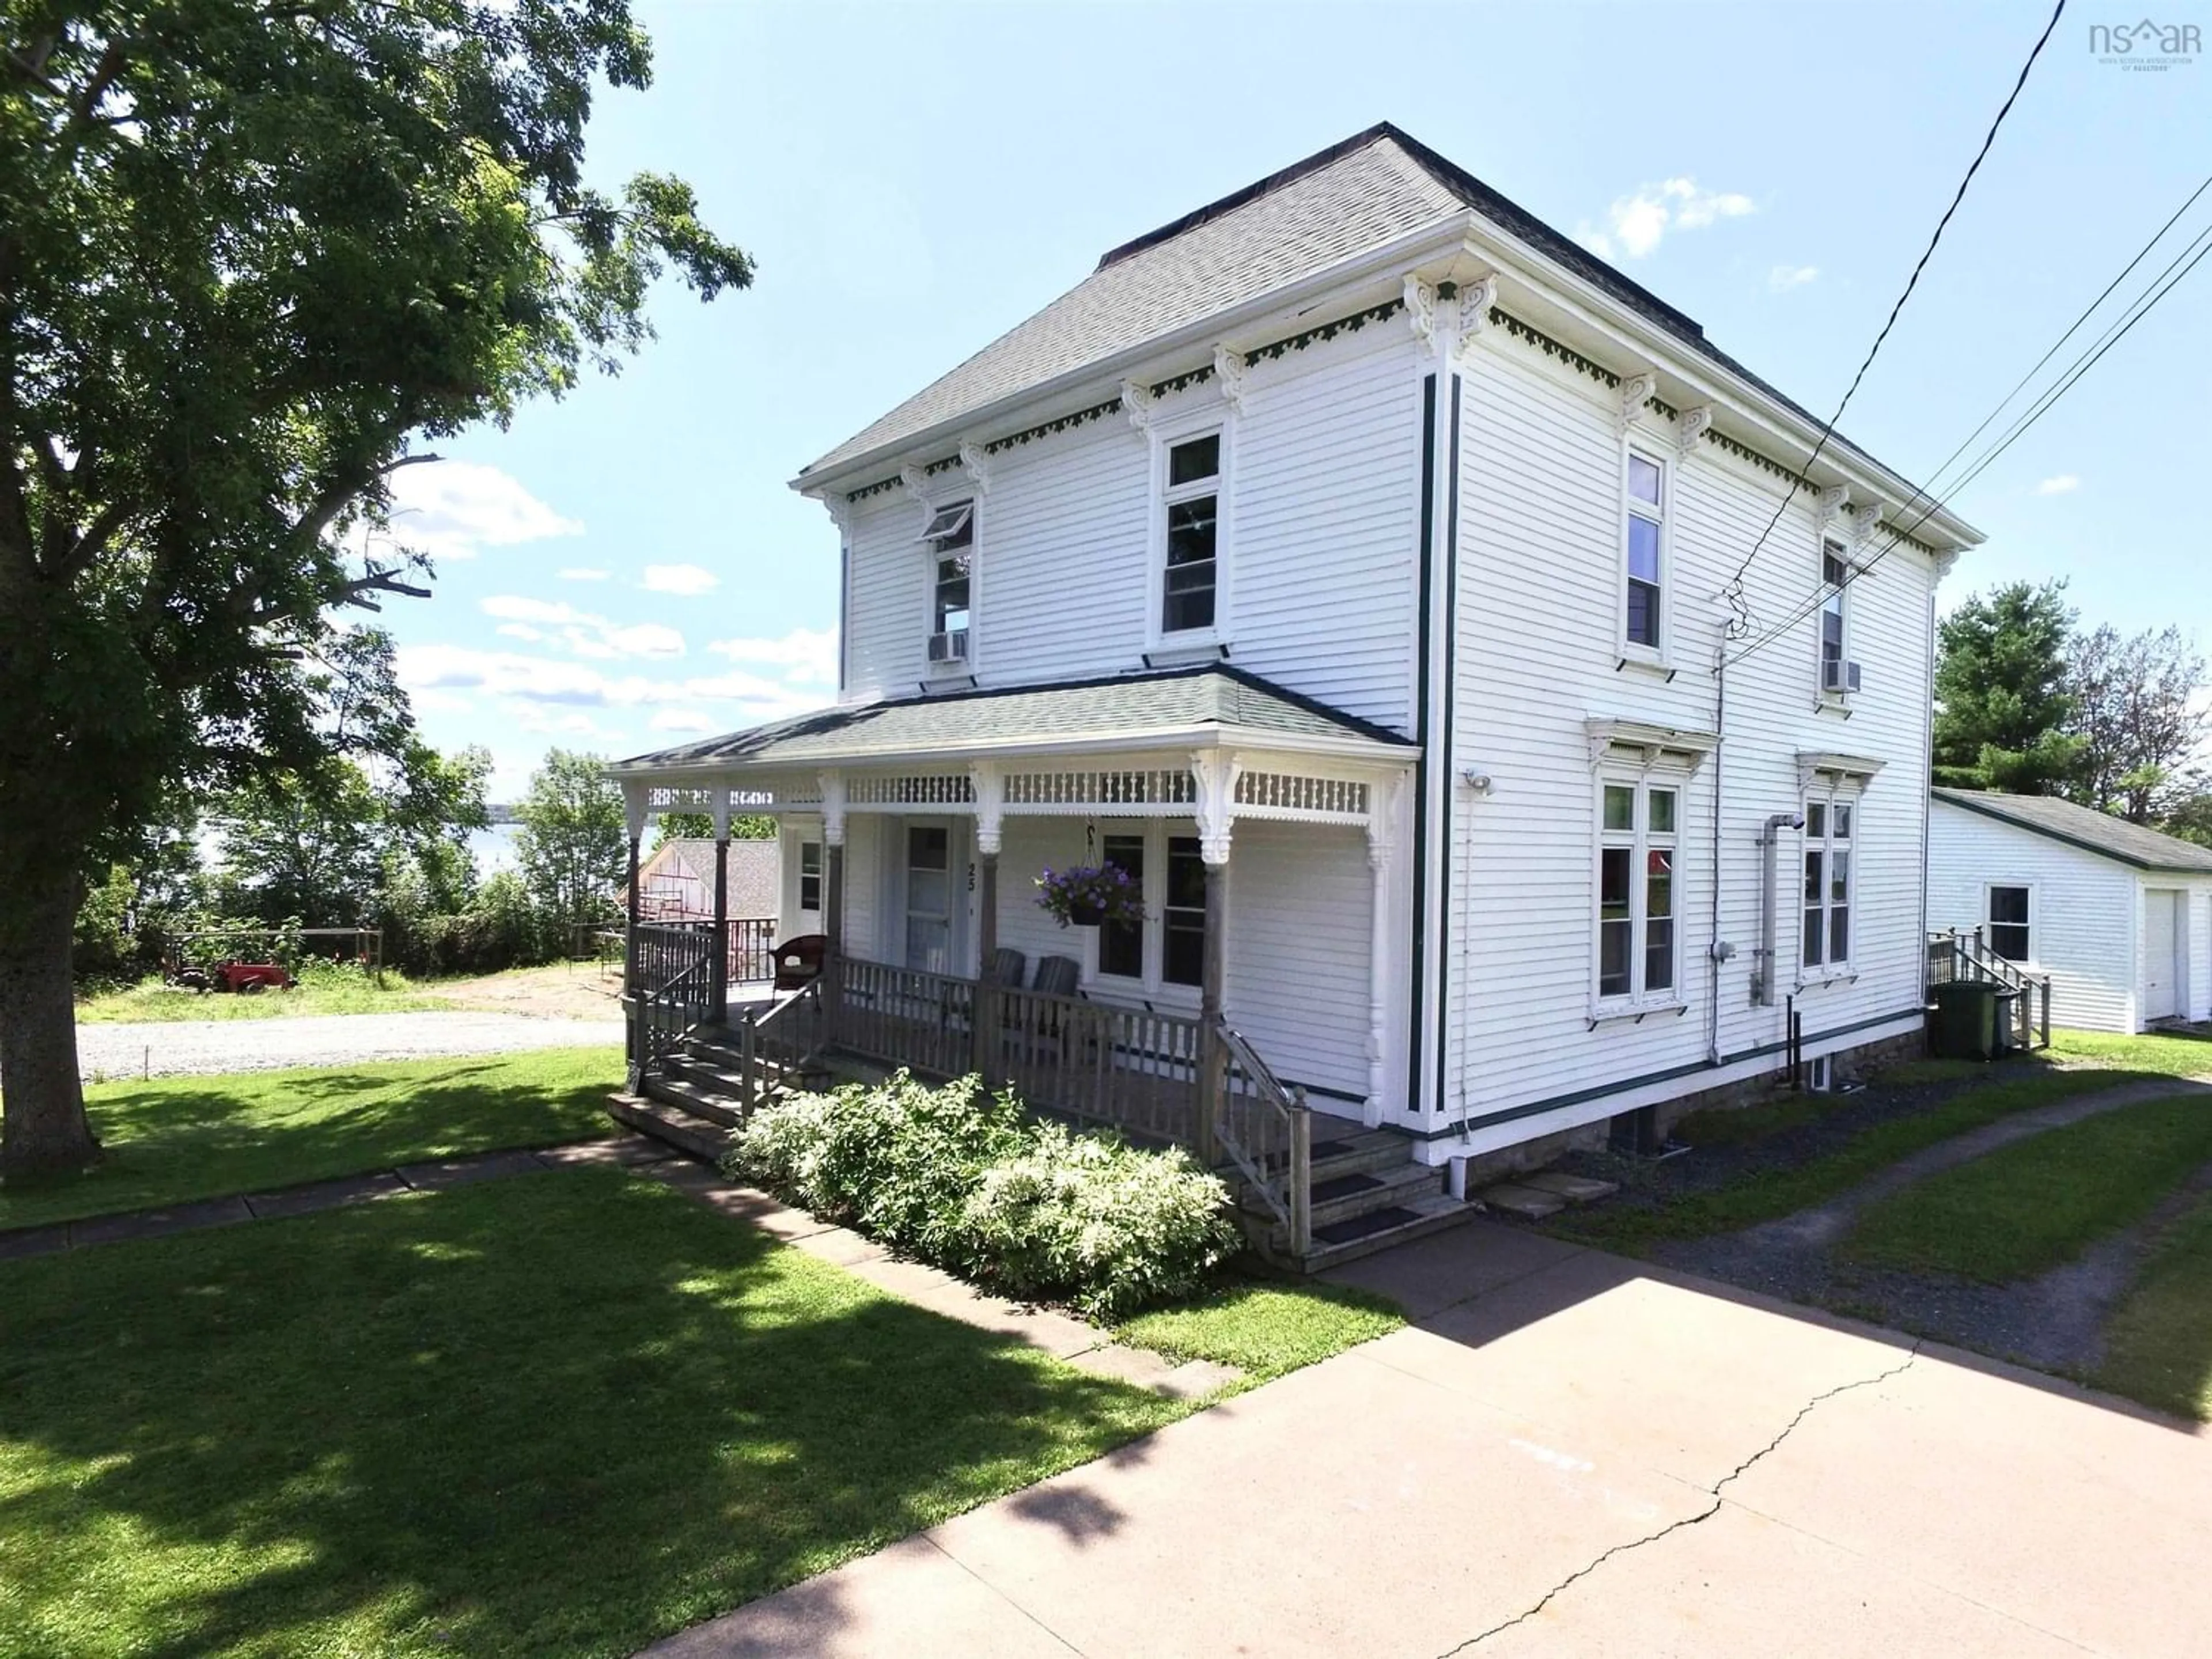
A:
<box><xmin>1220</xmin><ymin>820</ymin><xmax>1373</xmax><ymax>1104</ymax></box>
<box><xmin>1928</xmin><ymin>801</ymin><xmax>2142</xmax><ymax>1032</ymax></box>
<box><xmin>1445</xmin><ymin>342</ymin><xmax>1938</xmax><ymax>1137</ymax></box>
<box><xmin>832</xmin><ymin>328</ymin><xmax>1423</xmax><ymax>734</ymax></box>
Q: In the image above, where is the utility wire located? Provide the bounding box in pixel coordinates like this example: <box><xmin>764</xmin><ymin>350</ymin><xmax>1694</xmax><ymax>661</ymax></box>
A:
<box><xmin>1719</xmin><ymin>0</ymin><xmax>2067</xmax><ymax>637</ymax></box>
<box><xmin>1725</xmin><ymin>172</ymin><xmax>2212</xmax><ymax>663</ymax></box>
<box><xmin>1725</xmin><ymin>221</ymin><xmax>2212</xmax><ymax>671</ymax></box>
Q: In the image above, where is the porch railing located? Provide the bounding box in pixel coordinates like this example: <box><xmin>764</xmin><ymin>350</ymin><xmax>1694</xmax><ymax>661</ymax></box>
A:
<box><xmin>724</xmin><ymin>916</ymin><xmax>778</xmax><ymax>984</ymax></box>
<box><xmin>728</xmin><ymin>980</ymin><xmax>825</xmax><ymax>1113</ymax></box>
<box><xmin>1217</xmin><ymin>1021</ymin><xmax>1312</xmax><ymax>1256</ymax></box>
<box><xmin>833</xmin><ymin>959</ymin><xmax>979</xmax><ymax>1079</ymax></box>
<box><xmin>995</xmin><ymin>981</ymin><xmax>1207</xmax><ymax>1147</ymax></box>
<box><xmin>1926</xmin><ymin>929</ymin><xmax>2053</xmax><ymax>1051</ymax></box>
<box><xmin>632</xmin><ymin>944</ymin><xmax>717</xmax><ymax>1091</ymax></box>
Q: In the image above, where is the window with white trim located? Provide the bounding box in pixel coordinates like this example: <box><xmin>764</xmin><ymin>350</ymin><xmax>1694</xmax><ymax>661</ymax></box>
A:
<box><xmin>798</xmin><ymin>840</ymin><xmax>823</xmax><ymax>913</ymax></box>
<box><xmin>1597</xmin><ymin>779</ymin><xmax>1679</xmax><ymax>1002</ymax></box>
<box><xmin>1988</xmin><ymin>884</ymin><xmax>2032</xmax><ymax>963</ymax></box>
<box><xmin>1161</xmin><ymin>434</ymin><xmax>1220</xmax><ymax>635</ymax></box>
<box><xmin>1818</xmin><ymin>541</ymin><xmax>1850</xmax><ymax>693</ymax></box>
<box><xmin>1090</xmin><ymin>825</ymin><xmax>1205</xmax><ymax>992</ymax></box>
<box><xmin>920</xmin><ymin>501</ymin><xmax>973</xmax><ymax>666</ymax></box>
<box><xmin>1623</xmin><ymin>452</ymin><xmax>1665</xmax><ymax>651</ymax></box>
<box><xmin>1802</xmin><ymin>798</ymin><xmax>1854</xmax><ymax>969</ymax></box>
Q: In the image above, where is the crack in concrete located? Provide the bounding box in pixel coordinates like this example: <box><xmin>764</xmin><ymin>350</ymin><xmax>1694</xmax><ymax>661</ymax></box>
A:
<box><xmin>1438</xmin><ymin>1343</ymin><xmax>1922</xmax><ymax>1654</ymax></box>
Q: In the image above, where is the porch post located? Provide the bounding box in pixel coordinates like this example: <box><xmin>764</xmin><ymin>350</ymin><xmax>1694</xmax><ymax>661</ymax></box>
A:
<box><xmin>1363</xmin><ymin>775</ymin><xmax>1401</xmax><ymax>1130</ymax></box>
<box><xmin>622</xmin><ymin>786</ymin><xmax>647</xmax><ymax>1072</ymax></box>
<box><xmin>820</xmin><ymin>770</ymin><xmax>846</xmax><ymax>1028</ymax></box>
<box><xmin>971</xmin><ymin>762</ymin><xmax>1004</xmax><ymax>1082</ymax></box>
<box><xmin>710</xmin><ymin>787</ymin><xmax>730</xmax><ymax>1017</ymax></box>
<box><xmin>1192</xmin><ymin>750</ymin><xmax>1242</xmax><ymax>1167</ymax></box>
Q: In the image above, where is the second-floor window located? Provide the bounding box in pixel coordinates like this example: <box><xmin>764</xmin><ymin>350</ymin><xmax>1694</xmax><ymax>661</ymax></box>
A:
<box><xmin>922</xmin><ymin>501</ymin><xmax>973</xmax><ymax>665</ymax></box>
<box><xmin>1624</xmin><ymin>452</ymin><xmax>1665</xmax><ymax>652</ymax></box>
<box><xmin>1162</xmin><ymin>434</ymin><xmax>1220</xmax><ymax>635</ymax></box>
<box><xmin>1819</xmin><ymin>542</ymin><xmax>1850</xmax><ymax>693</ymax></box>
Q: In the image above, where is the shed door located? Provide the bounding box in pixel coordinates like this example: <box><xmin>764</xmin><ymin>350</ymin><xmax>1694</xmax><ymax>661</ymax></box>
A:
<box><xmin>2144</xmin><ymin>889</ymin><xmax>2183</xmax><ymax>1021</ymax></box>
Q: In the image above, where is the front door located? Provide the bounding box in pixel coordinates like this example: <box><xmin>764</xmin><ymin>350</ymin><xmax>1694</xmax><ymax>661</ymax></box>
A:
<box><xmin>2145</xmin><ymin>889</ymin><xmax>2183</xmax><ymax>1021</ymax></box>
<box><xmin>904</xmin><ymin>824</ymin><xmax>952</xmax><ymax>974</ymax></box>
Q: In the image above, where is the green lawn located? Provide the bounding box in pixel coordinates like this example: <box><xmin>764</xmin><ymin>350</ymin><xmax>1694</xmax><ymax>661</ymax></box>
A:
<box><xmin>1842</xmin><ymin>1093</ymin><xmax>2212</xmax><ymax>1282</ymax></box>
<box><xmin>0</xmin><ymin>1171</ymin><xmax>1187</xmax><ymax>1658</ymax></box>
<box><xmin>0</xmin><ymin>1048</ymin><xmax>620</xmax><ymax>1230</ymax></box>
<box><xmin>2048</xmin><ymin>1028</ymin><xmax>2212</xmax><ymax>1079</ymax></box>
<box><xmin>77</xmin><ymin>971</ymin><xmax>454</xmax><ymax>1024</ymax></box>
<box><xmin>1553</xmin><ymin>1069</ymin><xmax>2135</xmax><ymax>1252</ymax></box>
<box><xmin>1115</xmin><ymin>1279</ymin><xmax>1404</xmax><ymax>1383</ymax></box>
<box><xmin>2096</xmin><ymin>1189</ymin><xmax>2212</xmax><ymax>1422</ymax></box>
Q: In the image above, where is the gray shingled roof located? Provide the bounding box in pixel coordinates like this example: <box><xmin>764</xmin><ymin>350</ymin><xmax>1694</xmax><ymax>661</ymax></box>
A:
<box><xmin>802</xmin><ymin>134</ymin><xmax>1464</xmax><ymax>477</ymax></box>
<box><xmin>797</xmin><ymin>123</ymin><xmax>1930</xmax><ymax>505</ymax></box>
<box><xmin>614</xmin><ymin>665</ymin><xmax>1413</xmax><ymax>774</ymax></box>
<box><xmin>1933</xmin><ymin>789</ymin><xmax>2212</xmax><ymax>875</ymax></box>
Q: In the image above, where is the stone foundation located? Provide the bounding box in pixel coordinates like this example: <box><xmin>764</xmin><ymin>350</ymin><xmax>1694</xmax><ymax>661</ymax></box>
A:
<box><xmin>1648</xmin><ymin>1021</ymin><xmax>1933</xmax><ymax>1142</ymax></box>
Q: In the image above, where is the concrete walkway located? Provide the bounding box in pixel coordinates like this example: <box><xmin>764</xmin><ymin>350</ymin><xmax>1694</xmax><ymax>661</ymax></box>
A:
<box><xmin>77</xmin><ymin>1010</ymin><xmax>624</xmax><ymax>1081</ymax></box>
<box><xmin>653</xmin><ymin>1221</ymin><xmax>2212</xmax><ymax>1658</ymax></box>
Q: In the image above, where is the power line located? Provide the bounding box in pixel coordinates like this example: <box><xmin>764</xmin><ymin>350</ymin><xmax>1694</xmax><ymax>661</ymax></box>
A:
<box><xmin>1719</xmin><ymin>0</ymin><xmax>2067</xmax><ymax>636</ymax></box>
<box><xmin>1725</xmin><ymin>217</ymin><xmax>2212</xmax><ymax>671</ymax></box>
<box><xmin>1726</xmin><ymin>171</ymin><xmax>2212</xmax><ymax>662</ymax></box>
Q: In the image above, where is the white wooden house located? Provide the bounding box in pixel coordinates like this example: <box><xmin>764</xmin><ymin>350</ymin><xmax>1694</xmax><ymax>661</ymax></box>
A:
<box><xmin>609</xmin><ymin>126</ymin><xmax>1982</xmax><ymax>1263</ymax></box>
<box><xmin>1929</xmin><ymin>789</ymin><xmax>2212</xmax><ymax>1033</ymax></box>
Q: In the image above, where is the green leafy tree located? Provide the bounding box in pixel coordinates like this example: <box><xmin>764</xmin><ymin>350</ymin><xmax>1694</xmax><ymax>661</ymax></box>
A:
<box><xmin>1932</xmin><ymin>581</ymin><xmax>2083</xmax><ymax>794</ymax></box>
<box><xmin>2066</xmin><ymin>624</ymin><xmax>2210</xmax><ymax>824</ymax></box>
<box><xmin>513</xmin><ymin>749</ymin><xmax>625</xmax><ymax>946</ymax></box>
<box><xmin>2160</xmin><ymin>790</ymin><xmax>2212</xmax><ymax>851</ymax></box>
<box><xmin>653</xmin><ymin>810</ymin><xmax>777</xmax><ymax>847</ymax></box>
<box><xmin>1</xmin><ymin>2</ymin><xmax>749</xmax><ymax>1175</ymax></box>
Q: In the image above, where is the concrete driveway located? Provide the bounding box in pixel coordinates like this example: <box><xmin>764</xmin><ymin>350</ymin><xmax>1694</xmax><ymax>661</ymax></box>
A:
<box><xmin>653</xmin><ymin>1221</ymin><xmax>2211</xmax><ymax>1658</ymax></box>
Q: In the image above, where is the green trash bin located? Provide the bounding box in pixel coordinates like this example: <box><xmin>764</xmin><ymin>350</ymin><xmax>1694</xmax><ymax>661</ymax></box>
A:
<box><xmin>1933</xmin><ymin>980</ymin><xmax>2000</xmax><ymax>1061</ymax></box>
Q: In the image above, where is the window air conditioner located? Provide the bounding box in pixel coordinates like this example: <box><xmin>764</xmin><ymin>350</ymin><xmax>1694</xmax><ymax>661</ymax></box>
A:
<box><xmin>1822</xmin><ymin>659</ymin><xmax>1862</xmax><ymax>695</ymax></box>
<box><xmin>928</xmin><ymin>629</ymin><xmax>970</xmax><ymax>664</ymax></box>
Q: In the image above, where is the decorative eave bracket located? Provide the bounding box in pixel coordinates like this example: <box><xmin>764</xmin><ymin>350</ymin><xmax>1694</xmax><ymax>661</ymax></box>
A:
<box><xmin>1798</xmin><ymin>751</ymin><xmax>1886</xmax><ymax>794</ymax></box>
<box><xmin>1586</xmin><ymin>717</ymin><xmax>1719</xmax><ymax>772</ymax></box>
<box><xmin>1615</xmin><ymin>369</ymin><xmax>1659</xmax><ymax>439</ymax></box>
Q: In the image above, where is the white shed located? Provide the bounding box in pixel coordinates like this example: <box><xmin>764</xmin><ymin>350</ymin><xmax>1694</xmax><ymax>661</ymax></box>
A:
<box><xmin>1928</xmin><ymin>789</ymin><xmax>2212</xmax><ymax>1034</ymax></box>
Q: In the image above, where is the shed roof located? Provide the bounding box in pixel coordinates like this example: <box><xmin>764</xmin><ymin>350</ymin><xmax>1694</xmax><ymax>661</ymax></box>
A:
<box><xmin>1933</xmin><ymin>789</ymin><xmax>2212</xmax><ymax>876</ymax></box>
<box><xmin>797</xmin><ymin>123</ymin><xmax>1947</xmax><ymax>521</ymax></box>
<box><xmin>613</xmin><ymin>664</ymin><xmax>1414</xmax><ymax>775</ymax></box>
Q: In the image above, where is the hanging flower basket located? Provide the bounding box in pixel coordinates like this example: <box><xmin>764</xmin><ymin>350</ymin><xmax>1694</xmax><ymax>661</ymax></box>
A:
<box><xmin>1035</xmin><ymin>863</ymin><xmax>1146</xmax><ymax>930</ymax></box>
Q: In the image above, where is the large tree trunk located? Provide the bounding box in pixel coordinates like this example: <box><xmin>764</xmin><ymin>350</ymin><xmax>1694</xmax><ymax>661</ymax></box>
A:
<box><xmin>0</xmin><ymin>873</ymin><xmax>99</xmax><ymax>1179</ymax></box>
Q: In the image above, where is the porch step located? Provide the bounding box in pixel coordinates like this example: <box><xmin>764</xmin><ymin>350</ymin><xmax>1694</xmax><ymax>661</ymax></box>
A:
<box><xmin>1253</xmin><ymin>1190</ymin><xmax>1479</xmax><ymax>1274</ymax></box>
<box><xmin>642</xmin><ymin>1073</ymin><xmax>746</xmax><ymax>1128</ymax></box>
<box><xmin>1238</xmin><ymin>1156</ymin><xmax>1439</xmax><ymax>1230</ymax></box>
<box><xmin>607</xmin><ymin>1092</ymin><xmax>736</xmax><ymax>1162</ymax></box>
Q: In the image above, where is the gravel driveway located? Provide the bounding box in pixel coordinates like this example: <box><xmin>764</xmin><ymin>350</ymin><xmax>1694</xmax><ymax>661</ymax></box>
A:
<box><xmin>78</xmin><ymin>1011</ymin><xmax>624</xmax><ymax>1082</ymax></box>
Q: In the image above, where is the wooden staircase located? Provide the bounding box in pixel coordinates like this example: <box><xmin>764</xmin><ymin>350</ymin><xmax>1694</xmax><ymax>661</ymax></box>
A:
<box><xmin>1232</xmin><ymin>1125</ymin><xmax>1474</xmax><ymax>1272</ymax></box>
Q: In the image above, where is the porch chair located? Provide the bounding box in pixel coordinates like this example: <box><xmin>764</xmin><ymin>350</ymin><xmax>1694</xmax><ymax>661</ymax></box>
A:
<box><xmin>990</xmin><ymin>947</ymin><xmax>1027</xmax><ymax>988</ymax></box>
<box><xmin>771</xmin><ymin>933</ymin><xmax>827</xmax><ymax>992</ymax></box>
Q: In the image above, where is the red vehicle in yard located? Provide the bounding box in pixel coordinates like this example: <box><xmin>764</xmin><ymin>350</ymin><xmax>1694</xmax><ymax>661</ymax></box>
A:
<box><xmin>166</xmin><ymin>959</ymin><xmax>296</xmax><ymax>994</ymax></box>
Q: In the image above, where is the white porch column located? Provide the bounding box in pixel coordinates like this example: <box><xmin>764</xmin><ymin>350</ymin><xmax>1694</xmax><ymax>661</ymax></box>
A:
<box><xmin>1363</xmin><ymin>775</ymin><xmax>1401</xmax><ymax>1130</ymax></box>
<box><xmin>1190</xmin><ymin>751</ymin><xmax>1242</xmax><ymax>1166</ymax></box>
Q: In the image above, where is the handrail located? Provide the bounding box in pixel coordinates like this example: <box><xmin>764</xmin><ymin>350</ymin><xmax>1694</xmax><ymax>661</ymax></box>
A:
<box><xmin>1926</xmin><ymin>929</ymin><xmax>2054</xmax><ymax>1051</ymax></box>
<box><xmin>1215</xmin><ymin>1020</ymin><xmax>1311</xmax><ymax>1256</ymax></box>
<box><xmin>632</xmin><ymin>950</ymin><xmax>716</xmax><ymax>1090</ymax></box>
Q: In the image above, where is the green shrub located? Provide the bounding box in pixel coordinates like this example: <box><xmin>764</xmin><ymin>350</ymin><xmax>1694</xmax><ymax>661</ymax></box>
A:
<box><xmin>725</xmin><ymin>1074</ymin><xmax>1238</xmax><ymax>1320</ymax></box>
<box><xmin>960</xmin><ymin>1123</ymin><xmax>1239</xmax><ymax>1319</ymax></box>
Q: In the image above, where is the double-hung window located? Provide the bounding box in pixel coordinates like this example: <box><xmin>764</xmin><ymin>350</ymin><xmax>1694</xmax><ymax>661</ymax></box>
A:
<box><xmin>1597</xmin><ymin>779</ymin><xmax>1680</xmax><ymax>1003</ymax></box>
<box><xmin>1161</xmin><ymin>434</ymin><xmax>1221</xmax><ymax>635</ymax></box>
<box><xmin>1988</xmin><ymin>884</ymin><xmax>2032</xmax><ymax>963</ymax></box>
<box><xmin>1802</xmin><ymin>799</ymin><xmax>1854</xmax><ymax>971</ymax></box>
<box><xmin>1818</xmin><ymin>542</ymin><xmax>1850</xmax><ymax>693</ymax></box>
<box><xmin>921</xmin><ymin>501</ymin><xmax>974</xmax><ymax>666</ymax></box>
<box><xmin>1624</xmin><ymin>452</ymin><xmax>1666</xmax><ymax>652</ymax></box>
<box><xmin>798</xmin><ymin>840</ymin><xmax>823</xmax><ymax>913</ymax></box>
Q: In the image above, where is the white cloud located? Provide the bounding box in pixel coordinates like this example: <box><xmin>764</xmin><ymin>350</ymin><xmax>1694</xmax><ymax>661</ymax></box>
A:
<box><xmin>480</xmin><ymin>594</ymin><xmax>685</xmax><ymax>660</ymax></box>
<box><xmin>397</xmin><ymin>643</ymin><xmax>829</xmax><ymax>724</ymax></box>
<box><xmin>707</xmin><ymin>626</ymin><xmax>839</xmax><ymax>685</ymax></box>
<box><xmin>558</xmin><ymin>568</ymin><xmax>611</xmax><ymax>582</ymax></box>
<box><xmin>650</xmin><ymin>709</ymin><xmax>718</xmax><ymax>734</ymax></box>
<box><xmin>642</xmin><ymin>563</ymin><xmax>720</xmax><ymax>597</ymax></box>
<box><xmin>2035</xmin><ymin>474</ymin><xmax>2081</xmax><ymax>495</ymax></box>
<box><xmin>1575</xmin><ymin>177</ymin><xmax>1756</xmax><ymax>260</ymax></box>
<box><xmin>1770</xmin><ymin>264</ymin><xmax>1820</xmax><ymax>291</ymax></box>
<box><xmin>385</xmin><ymin>461</ymin><xmax>582</xmax><ymax>562</ymax></box>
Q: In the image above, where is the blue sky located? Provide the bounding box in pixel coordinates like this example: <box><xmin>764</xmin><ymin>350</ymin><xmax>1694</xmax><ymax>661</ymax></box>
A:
<box><xmin>387</xmin><ymin>1</ymin><xmax>2212</xmax><ymax>800</ymax></box>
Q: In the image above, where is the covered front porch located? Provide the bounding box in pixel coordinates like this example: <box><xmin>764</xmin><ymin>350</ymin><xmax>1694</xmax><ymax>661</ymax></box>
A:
<box><xmin>608</xmin><ymin>668</ymin><xmax>1421</xmax><ymax>1257</ymax></box>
